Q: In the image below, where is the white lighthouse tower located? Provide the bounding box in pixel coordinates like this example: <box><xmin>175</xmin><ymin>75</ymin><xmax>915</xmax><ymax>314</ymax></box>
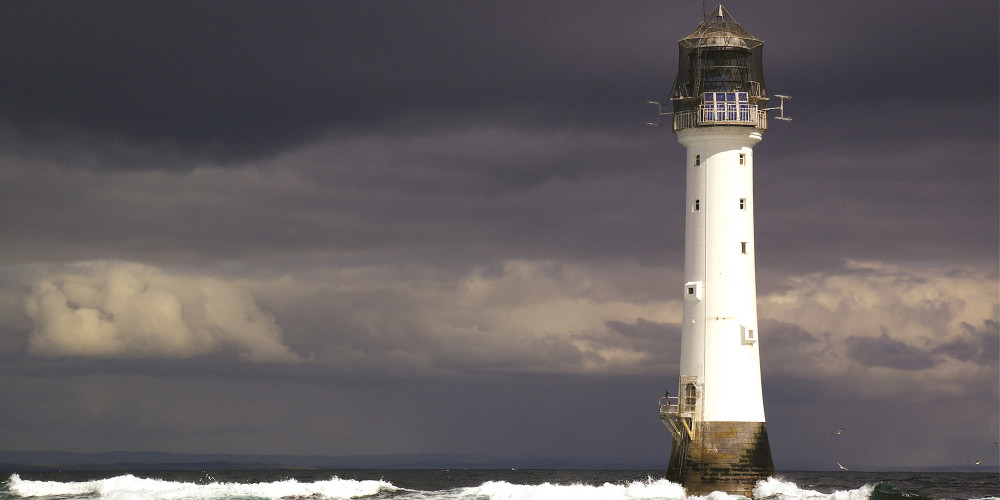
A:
<box><xmin>651</xmin><ymin>4</ymin><xmax>787</xmax><ymax>496</ymax></box>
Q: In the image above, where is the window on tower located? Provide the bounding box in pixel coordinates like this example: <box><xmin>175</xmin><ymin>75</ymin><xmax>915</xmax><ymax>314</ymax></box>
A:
<box><xmin>741</xmin><ymin>242</ymin><xmax>748</xmax><ymax>254</ymax></box>
<box><xmin>693</xmin><ymin>199</ymin><xmax>700</xmax><ymax>211</ymax></box>
<box><xmin>740</xmin><ymin>198</ymin><xmax>746</xmax><ymax>209</ymax></box>
<box><xmin>739</xmin><ymin>153</ymin><xmax>746</xmax><ymax>165</ymax></box>
<box><xmin>684</xmin><ymin>281</ymin><xmax>702</xmax><ymax>301</ymax></box>
<box><xmin>695</xmin><ymin>155</ymin><xmax>701</xmax><ymax>166</ymax></box>
<box><xmin>702</xmin><ymin>92</ymin><xmax>750</xmax><ymax>122</ymax></box>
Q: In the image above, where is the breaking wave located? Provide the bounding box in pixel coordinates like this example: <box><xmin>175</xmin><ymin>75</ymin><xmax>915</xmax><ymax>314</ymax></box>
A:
<box><xmin>4</xmin><ymin>473</ymin><xmax>996</xmax><ymax>500</ymax></box>
<box><xmin>754</xmin><ymin>476</ymin><xmax>876</xmax><ymax>500</ymax></box>
<box><xmin>5</xmin><ymin>473</ymin><xmax>397</xmax><ymax>499</ymax></box>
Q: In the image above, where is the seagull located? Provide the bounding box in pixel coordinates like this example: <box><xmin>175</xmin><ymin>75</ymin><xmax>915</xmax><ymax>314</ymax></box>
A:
<box><xmin>967</xmin><ymin>458</ymin><xmax>985</xmax><ymax>465</ymax></box>
<box><xmin>837</xmin><ymin>461</ymin><xmax>848</xmax><ymax>471</ymax></box>
<box><xmin>831</xmin><ymin>428</ymin><xmax>843</xmax><ymax>435</ymax></box>
<box><xmin>989</xmin><ymin>440</ymin><xmax>998</xmax><ymax>445</ymax></box>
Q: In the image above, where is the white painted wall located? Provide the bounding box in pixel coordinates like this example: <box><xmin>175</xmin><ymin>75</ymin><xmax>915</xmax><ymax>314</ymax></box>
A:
<box><xmin>676</xmin><ymin>126</ymin><xmax>766</xmax><ymax>423</ymax></box>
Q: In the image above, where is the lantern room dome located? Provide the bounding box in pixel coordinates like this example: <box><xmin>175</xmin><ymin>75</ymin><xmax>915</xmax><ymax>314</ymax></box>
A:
<box><xmin>678</xmin><ymin>3</ymin><xmax>762</xmax><ymax>50</ymax></box>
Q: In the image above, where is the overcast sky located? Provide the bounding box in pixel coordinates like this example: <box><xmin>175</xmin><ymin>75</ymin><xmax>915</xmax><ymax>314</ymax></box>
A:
<box><xmin>0</xmin><ymin>0</ymin><xmax>996</xmax><ymax>472</ymax></box>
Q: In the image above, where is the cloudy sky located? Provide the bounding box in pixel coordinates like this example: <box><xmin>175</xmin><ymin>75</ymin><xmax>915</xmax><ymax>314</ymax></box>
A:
<box><xmin>0</xmin><ymin>0</ymin><xmax>996</xmax><ymax>471</ymax></box>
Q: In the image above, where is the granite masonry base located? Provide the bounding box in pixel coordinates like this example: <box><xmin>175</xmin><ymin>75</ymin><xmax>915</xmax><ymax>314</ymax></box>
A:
<box><xmin>666</xmin><ymin>420</ymin><xmax>775</xmax><ymax>497</ymax></box>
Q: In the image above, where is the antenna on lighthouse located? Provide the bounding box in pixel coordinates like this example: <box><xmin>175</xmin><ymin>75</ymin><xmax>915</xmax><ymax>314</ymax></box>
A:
<box><xmin>765</xmin><ymin>94</ymin><xmax>793</xmax><ymax>121</ymax></box>
<box><xmin>646</xmin><ymin>101</ymin><xmax>673</xmax><ymax>127</ymax></box>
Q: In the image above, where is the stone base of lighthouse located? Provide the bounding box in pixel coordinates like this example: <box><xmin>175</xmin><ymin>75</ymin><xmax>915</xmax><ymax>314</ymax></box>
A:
<box><xmin>667</xmin><ymin>421</ymin><xmax>775</xmax><ymax>497</ymax></box>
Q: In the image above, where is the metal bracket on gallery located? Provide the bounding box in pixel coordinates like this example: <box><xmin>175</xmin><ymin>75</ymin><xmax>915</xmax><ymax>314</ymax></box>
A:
<box><xmin>646</xmin><ymin>101</ymin><xmax>673</xmax><ymax>127</ymax></box>
<box><xmin>763</xmin><ymin>95</ymin><xmax>793</xmax><ymax>121</ymax></box>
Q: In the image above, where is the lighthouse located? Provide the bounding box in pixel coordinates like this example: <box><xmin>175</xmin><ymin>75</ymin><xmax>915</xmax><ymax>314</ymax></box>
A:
<box><xmin>651</xmin><ymin>4</ymin><xmax>786</xmax><ymax>496</ymax></box>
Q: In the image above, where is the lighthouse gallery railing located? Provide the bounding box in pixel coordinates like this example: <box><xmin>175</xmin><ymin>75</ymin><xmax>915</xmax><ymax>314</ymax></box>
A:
<box><xmin>673</xmin><ymin>106</ymin><xmax>767</xmax><ymax>132</ymax></box>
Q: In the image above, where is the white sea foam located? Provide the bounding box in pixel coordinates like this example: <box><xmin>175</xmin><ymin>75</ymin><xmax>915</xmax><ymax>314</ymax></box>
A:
<box><xmin>457</xmin><ymin>478</ymin><xmax>687</xmax><ymax>499</ymax></box>
<box><xmin>450</xmin><ymin>477</ymin><xmax>877</xmax><ymax>500</ymax></box>
<box><xmin>6</xmin><ymin>473</ymin><xmax>398</xmax><ymax>499</ymax></box>
<box><xmin>686</xmin><ymin>491</ymin><xmax>750</xmax><ymax>500</ymax></box>
<box><xmin>754</xmin><ymin>476</ymin><xmax>875</xmax><ymax>500</ymax></box>
<box><xmin>1</xmin><ymin>473</ymin><xmax>961</xmax><ymax>500</ymax></box>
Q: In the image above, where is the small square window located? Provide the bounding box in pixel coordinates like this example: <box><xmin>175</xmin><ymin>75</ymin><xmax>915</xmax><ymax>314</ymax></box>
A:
<box><xmin>695</xmin><ymin>155</ymin><xmax>701</xmax><ymax>166</ymax></box>
<box><xmin>693</xmin><ymin>199</ymin><xmax>700</xmax><ymax>211</ymax></box>
<box><xmin>741</xmin><ymin>242</ymin><xmax>748</xmax><ymax>254</ymax></box>
<box><xmin>739</xmin><ymin>198</ymin><xmax>746</xmax><ymax>210</ymax></box>
<box><xmin>739</xmin><ymin>154</ymin><xmax>746</xmax><ymax>165</ymax></box>
<box><xmin>684</xmin><ymin>281</ymin><xmax>702</xmax><ymax>301</ymax></box>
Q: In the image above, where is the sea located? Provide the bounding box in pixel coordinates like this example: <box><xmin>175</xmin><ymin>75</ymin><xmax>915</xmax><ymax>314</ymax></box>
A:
<box><xmin>1</xmin><ymin>469</ymin><xmax>998</xmax><ymax>500</ymax></box>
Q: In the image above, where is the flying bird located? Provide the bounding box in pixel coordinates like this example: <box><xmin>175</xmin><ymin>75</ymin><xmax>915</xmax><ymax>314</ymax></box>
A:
<box><xmin>989</xmin><ymin>440</ymin><xmax>998</xmax><ymax>445</ymax></box>
<box><xmin>831</xmin><ymin>428</ymin><xmax>843</xmax><ymax>435</ymax></box>
<box><xmin>837</xmin><ymin>461</ymin><xmax>848</xmax><ymax>471</ymax></box>
<box><xmin>967</xmin><ymin>458</ymin><xmax>985</xmax><ymax>465</ymax></box>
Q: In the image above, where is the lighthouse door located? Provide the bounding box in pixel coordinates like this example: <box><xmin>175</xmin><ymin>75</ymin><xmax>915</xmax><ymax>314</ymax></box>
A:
<box><xmin>683</xmin><ymin>383</ymin><xmax>698</xmax><ymax>412</ymax></box>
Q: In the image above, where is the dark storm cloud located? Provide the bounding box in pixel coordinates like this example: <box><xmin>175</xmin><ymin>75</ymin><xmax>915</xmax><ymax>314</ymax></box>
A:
<box><xmin>0</xmin><ymin>0</ymin><xmax>994</xmax><ymax>272</ymax></box>
<box><xmin>1</xmin><ymin>0</ymin><xmax>995</xmax><ymax>166</ymax></box>
<box><xmin>758</xmin><ymin>319</ymin><xmax>824</xmax><ymax>370</ymax></box>
<box><xmin>0</xmin><ymin>130</ymin><xmax>675</xmax><ymax>266</ymax></box>
<box><xmin>745</xmin><ymin>1</ymin><xmax>999</xmax><ymax>273</ymax></box>
<box><xmin>605</xmin><ymin>318</ymin><xmax>679</xmax><ymax>343</ymax></box>
<box><xmin>603</xmin><ymin>319</ymin><xmax>680</xmax><ymax>361</ymax></box>
<box><xmin>933</xmin><ymin>320</ymin><xmax>999</xmax><ymax>366</ymax></box>
<box><xmin>845</xmin><ymin>327</ymin><xmax>937</xmax><ymax>370</ymax></box>
<box><xmin>0</xmin><ymin>1</ymin><xmax>676</xmax><ymax>166</ymax></box>
<box><xmin>0</xmin><ymin>1</ymin><xmax>427</xmax><ymax>162</ymax></box>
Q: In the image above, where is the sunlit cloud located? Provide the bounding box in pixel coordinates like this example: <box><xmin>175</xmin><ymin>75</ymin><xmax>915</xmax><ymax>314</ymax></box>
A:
<box><xmin>16</xmin><ymin>259</ymin><xmax>996</xmax><ymax>388</ymax></box>
<box><xmin>758</xmin><ymin>261</ymin><xmax>998</xmax><ymax>401</ymax></box>
<box><xmin>23</xmin><ymin>261</ymin><xmax>303</xmax><ymax>363</ymax></box>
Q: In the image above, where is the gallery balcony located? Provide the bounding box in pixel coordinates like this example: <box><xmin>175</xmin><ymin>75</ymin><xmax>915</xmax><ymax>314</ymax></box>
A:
<box><xmin>673</xmin><ymin>106</ymin><xmax>767</xmax><ymax>132</ymax></box>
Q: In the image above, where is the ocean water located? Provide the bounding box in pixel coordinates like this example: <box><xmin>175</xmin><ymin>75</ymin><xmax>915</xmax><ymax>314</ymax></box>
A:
<box><xmin>1</xmin><ymin>469</ymin><xmax>997</xmax><ymax>500</ymax></box>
